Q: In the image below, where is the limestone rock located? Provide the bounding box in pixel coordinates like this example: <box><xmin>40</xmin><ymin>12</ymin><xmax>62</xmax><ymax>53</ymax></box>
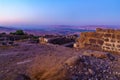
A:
<box><xmin>83</xmin><ymin>51</ymin><xmax>107</xmax><ymax>59</ymax></box>
<box><xmin>88</xmin><ymin>69</ymin><xmax>94</xmax><ymax>75</ymax></box>
<box><xmin>65</xmin><ymin>55</ymin><xmax>81</xmax><ymax>66</ymax></box>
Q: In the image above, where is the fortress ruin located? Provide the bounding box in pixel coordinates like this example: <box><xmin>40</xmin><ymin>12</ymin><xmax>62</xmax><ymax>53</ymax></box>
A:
<box><xmin>74</xmin><ymin>28</ymin><xmax>120</xmax><ymax>53</ymax></box>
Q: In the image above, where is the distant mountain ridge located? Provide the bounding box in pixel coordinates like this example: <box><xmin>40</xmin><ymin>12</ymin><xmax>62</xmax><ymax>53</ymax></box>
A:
<box><xmin>0</xmin><ymin>26</ymin><xmax>17</xmax><ymax>33</ymax></box>
<box><xmin>75</xmin><ymin>25</ymin><xmax>120</xmax><ymax>30</ymax></box>
<box><xmin>0</xmin><ymin>25</ymin><xmax>119</xmax><ymax>35</ymax></box>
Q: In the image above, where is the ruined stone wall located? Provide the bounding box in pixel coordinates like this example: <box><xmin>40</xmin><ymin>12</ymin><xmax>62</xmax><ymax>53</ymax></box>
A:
<box><xmin>39</xmin><ymin>37</ymin><xmax>48</xmax><ymax>44</ymax></box>
<box><xmin>74</xmin><ymin>28</ymin><xmax>120</xmax><ymax>53</ymax></box>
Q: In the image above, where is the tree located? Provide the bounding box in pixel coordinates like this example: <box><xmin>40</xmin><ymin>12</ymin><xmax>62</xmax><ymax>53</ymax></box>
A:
<box><xmin>10</xmin><ymin>32</ymin><xmax>16</xmax><ymax>35</ymax></box>
<box><xmin>15</xmin><ymin>30</ymin><xmax>25</xmax><ymax>35</ymax></box>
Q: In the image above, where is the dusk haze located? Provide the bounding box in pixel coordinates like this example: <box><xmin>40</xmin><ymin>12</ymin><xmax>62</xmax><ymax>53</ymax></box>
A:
<box><xmin>0</xmin><ymin>0</ymin><xmax>120</xmax><ymax>27</ymax></box>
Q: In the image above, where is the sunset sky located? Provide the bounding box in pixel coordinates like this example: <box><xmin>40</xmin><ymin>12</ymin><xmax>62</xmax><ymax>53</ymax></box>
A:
<box><xmin>0</xmin><ymin>0</ymin><xmax>120</xmax><ymax>26</ymax></box>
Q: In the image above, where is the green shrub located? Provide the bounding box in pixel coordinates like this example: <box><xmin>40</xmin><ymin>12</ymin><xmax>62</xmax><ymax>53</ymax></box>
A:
<box><xmin>15</xmin><ymin>30</ymin><xmax>25</xmax><ymax>35</ymax></box>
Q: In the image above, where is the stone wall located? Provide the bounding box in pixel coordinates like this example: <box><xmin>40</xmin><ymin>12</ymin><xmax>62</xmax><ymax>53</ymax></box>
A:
<box><xmin>74</xmin><ymin>28</ymin><xmax>120</xmax><ymax>53</ymax></box>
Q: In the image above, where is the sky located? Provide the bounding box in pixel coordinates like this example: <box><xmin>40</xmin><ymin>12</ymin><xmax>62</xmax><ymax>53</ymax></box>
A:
<box><xmin>0</xmin><ymin>0</ymin><xmax>120</xmax><ymax>26</ymax></box>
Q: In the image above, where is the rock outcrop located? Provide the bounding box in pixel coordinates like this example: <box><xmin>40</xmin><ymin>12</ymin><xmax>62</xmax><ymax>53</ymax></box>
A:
<box><xmin>65</xmin><ymin>55</ymin><xmax>81</xmax><ymax>66</ymax></box>
<box><xmin>83</xmin><ymin>50</ymin><xmax>107</xmax><ymax>58</ymax></box>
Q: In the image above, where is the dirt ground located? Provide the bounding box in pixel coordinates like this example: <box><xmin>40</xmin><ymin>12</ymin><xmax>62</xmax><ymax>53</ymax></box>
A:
<box><xmin>0</xmin><ymin>41</ymin><xmax>120</xmax><ymax>80</ymax></box>
<box><xmin>0</xmin><ymin>42</ymin><xmax>80</xmax><ymax>80</ymax></box>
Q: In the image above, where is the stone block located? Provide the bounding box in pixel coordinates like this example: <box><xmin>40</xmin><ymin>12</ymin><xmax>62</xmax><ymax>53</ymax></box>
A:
<box><xmin>117</xmin><ymin>35</ymin><xmax>120</xmax><ymax>39</ymax></box>
<box><xmin>105</xmin><ymin>43</ymin><xmax>112</xmax><ymax>46</ymax></box>
<box><xmin>111</xmin><ymin>39</ymin><xmax>116</xmax><ymax>43</ymax></box>
<box><xmin>83</xmin><ymin>50</ymin><xmax>107</xmax><ymax>59</ymax></box>
<box><xmin>117</xmin><ymin>45</ymin><xmax>120</xmax><ymax>48</ymax></box>
<box><xmin>89</xmin><ymin>39</ymin><xmax>96</xmax><ymax>44</ymax></box>
<box><xmin>107</xmin><ymin>29</ymin><xmax>115</xmax><ymax>33</ymax></box>
<box><xmin>96</xmin><ymin>28</ymin><xmax>106</xmax><ymax>33</ymax></box>
<box><xmin>105</xmin><ymin>47</ymin><xmax>111</xmax><ymax>50</ymax></box>
<box><xmin>104</xmin><ymin>38</ymin><xmax>109</xmax><ymax>42</ymax></box>
<box><xmin>112</xmin><ymin>34</ymin><xmax>116</xmax><ymax>38</ymax></box>
<box><xmin>97</xmin><ymin>40</ymin><xmax>104</xmax><ymax>45</ymax></box>
<box><xmin>104</xmin><ymin>34</ymin><xmax>111</xmax><ymax>37</ymax></box>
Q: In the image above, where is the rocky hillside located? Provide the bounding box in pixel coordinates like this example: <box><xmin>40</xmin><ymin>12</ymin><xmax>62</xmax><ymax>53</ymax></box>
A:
<box><xmin>0</xmin><ymin>41</ymin><xmax>120</xmax><ymax>80</ymax></box>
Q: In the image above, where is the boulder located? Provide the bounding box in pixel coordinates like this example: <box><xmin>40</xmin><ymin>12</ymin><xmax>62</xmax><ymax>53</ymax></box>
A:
<box><xmin>65</xmin><ymin>55</ymin><xmax>81</xmax><ymax>67</ymax></box>
<box><xmin>92</xmin><ymin>52</ymin><xmax>107</xmax><ymax>58</ymax></box>
<box><xmin>83</xmin><ymin>51</ymin><xmax>92</xmax><ymax>56</ymax></box>
<box><xmin>83</xmin><ymin>51</ymin><xmax>107</xmax><ymax>59</ymax></box>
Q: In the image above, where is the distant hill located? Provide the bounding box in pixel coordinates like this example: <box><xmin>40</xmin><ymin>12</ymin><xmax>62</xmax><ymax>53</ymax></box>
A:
<box><xmin>73</xmin><ymin>25</ymin><xmax>120</xmax><ymax>30</ymax></box>
<box><xmin>0</xmin><ymin>25</ymin><xmax>119</xmax><ymax>35</ymax></box>
<box><xmin>0</xmin><ymin>26</ymin><xmax>17</xmax><ymax>33</ymax></box>
<box><xmin>0</xmin><ymin>26</ymin><xmax>94</xmax><ymax>35</ymax></box>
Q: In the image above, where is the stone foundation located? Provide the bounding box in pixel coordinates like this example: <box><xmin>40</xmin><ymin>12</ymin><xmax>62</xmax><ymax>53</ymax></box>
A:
<box><xmin>74</xmin><ymin>28</ymin><xmax>120</xmax><ymax>53</ymax></box>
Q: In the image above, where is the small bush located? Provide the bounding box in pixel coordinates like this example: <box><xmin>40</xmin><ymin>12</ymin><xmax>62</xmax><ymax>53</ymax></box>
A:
<box><xmin>15</xmin><ymin>30</ymin><xmax>25</xmax><ymax>35</ymax></box>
